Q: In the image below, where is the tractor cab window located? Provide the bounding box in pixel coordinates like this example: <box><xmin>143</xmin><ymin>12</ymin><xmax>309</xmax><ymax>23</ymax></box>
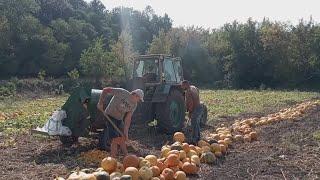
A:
<box><xmin>133</xmin><ymin>58</ymin><xmax>159</xmax><ymax>82</ymax></box>
<box><xmin>173</xmin><ymin>60</ymin><xmax>183</xmax><ymax>82</ymax></box>
<box><xmin>163</xmin><ymin>58</ymin><xmax>177</xmax><ymax>82</ymax></box>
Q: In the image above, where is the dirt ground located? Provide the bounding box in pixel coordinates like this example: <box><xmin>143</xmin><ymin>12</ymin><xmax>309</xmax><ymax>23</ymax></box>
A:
<box><xmin>1</xmin><ymin>107</ymin><xmax>320</xmax><ymax>180</ymax></box>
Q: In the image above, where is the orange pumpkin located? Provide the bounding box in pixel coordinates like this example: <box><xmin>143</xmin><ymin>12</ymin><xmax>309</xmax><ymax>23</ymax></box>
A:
<box><xmin>123</xmin><ymin>155</ymin><xmax>139</xmax><ymax>169</ymax></box>
<box><xmin>115</xmin><ymin>162</ymin><xmax>124</xmax><ymax>173</ymax></box>
<box><xmin>174</xmin><ymin>171</ymin><xmax>187</xmax><ymax>180</ymax></box>
<box><xmin>210</xmin><ymin>143</ymin><xmax>221</xmax><ymax>152</ymax></box>
<box><xmin>101</xmin><ymin>157</ymin><xmax>117</xmax><ymax>173</ymax></box>
<box><xmin>156</xmin><ymin>159</ymin><xmax>167</xmax><ymax>172</ymax></box>
<box><xmin>181</xmin><ymin>162</ymin><xmax>198</xmax><ymax>174</ymax></box>
<box><xmin>189</xmin><ymin>145</ymin><xmax>197</xmax><ymax>152</ymax></box>
<box><xmin>124</xmin><ymin>167</ymin><xmax>139</xmax><ymax>180</ymax></box>
<box><xmin>181</xmin><ymin>158</ymin><xmax>190</xmax><ymax>163</ymax></box>
<box><xmin>220</xmin><ymin>144</ymin><xmax>227</xmax><ymax>154</ymax></box>
<box><xmin>198</xmin><ymin>140</ymin><xmax>210</xmax><ymax>147</ymax></box>
<box><xmin>145</xmin><ymin>155</ymin><xmax>158</xmax><ymax>166</ymax></box>
<box><xmin>161</xmin><ymin>168</ymin><xmax>175</xmax><ymax>180</ymax></box>
<box><xmin>179</xmin><ymin>150</ymin><xmax>186</xmax><ymax>160</ymax></box>
<box><xmin>173</xmin><ymin>132</ymin><xmax>185</xmax><ymax>143</ymax></box>
<box><xmin>159</xmin><ymin>174</ymin><xmax>165</xmax><ymax>180</ymax></box>
<box><xmin>150</xmin><ymin>166</ymin><xmax>161</xmax><ymax>177</ymax></box>
<box><xmin>164</xmin><ymin>154</ymin><xmax>179</xmax><ymax>167</ymax></box>
<box><xmin>182</xmin><ymin>143</ymin><xmax>190</xmax><ymax>153</ymax></box>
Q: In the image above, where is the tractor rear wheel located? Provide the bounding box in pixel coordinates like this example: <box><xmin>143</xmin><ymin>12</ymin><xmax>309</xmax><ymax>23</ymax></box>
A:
<box><xmin>156</xmin><ymin>89</ymin><xmax>185</xmax><ymax>134</ymax></box>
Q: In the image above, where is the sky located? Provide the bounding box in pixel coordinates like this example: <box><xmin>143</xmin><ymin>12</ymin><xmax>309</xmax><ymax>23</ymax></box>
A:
<box><xmin>99</xmin><ymin>0</ymin><xmax>320</xmax><ymax>29</ymax></box>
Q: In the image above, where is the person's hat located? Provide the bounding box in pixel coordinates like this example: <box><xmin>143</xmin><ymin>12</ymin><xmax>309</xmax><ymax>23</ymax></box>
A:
<box><xmin>131</xmin><ymin>89</ymin><xmax>144</xmax><ymax>102</ymax></box>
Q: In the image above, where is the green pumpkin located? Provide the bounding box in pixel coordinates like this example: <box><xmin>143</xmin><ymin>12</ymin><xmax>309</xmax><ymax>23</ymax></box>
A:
<box><xmin>120</xmin><ymin>175</ymin><xmax>132</xmax><ymax>180</ymax></box>
<box><xmin>93</xmin><ymin>171</ymin><xmax>110</xmax><ymax>180</ymax></box>
<box><xmin>200</xmin><ymin>151</ymin><xmax>216</xmax><ymax>164</ymax></box>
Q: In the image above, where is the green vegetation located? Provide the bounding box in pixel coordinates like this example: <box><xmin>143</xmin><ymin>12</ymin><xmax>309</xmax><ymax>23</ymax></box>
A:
<box><xmin>1</xmin><ymin>0</ymin><xmax>320</xmax><ymax>90</ymax></box>
<box><xmin>1</xmin><ymin>90</ymin><xmax>318</xmax><ymax>135</ymax></box>
<box><xmin>200</xmin><ymin>90</ymin><xmax>319</xmax><ymax>121</ymax></box>
<box><xmin>313</xmin><ymin>131</ymin><xmax>320</xmax><ymax>141</ymax></box>
<box><xmin>0</xmin><ymin>96</ymin><xmax>67</xmax><ymax>135</ymax></box>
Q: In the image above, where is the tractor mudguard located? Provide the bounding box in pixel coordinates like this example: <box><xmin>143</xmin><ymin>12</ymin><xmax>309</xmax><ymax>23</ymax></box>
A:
<box><xmin>61</xmin><ymin>87</ymin><xmax>91</xmax><ymax>137</ymax></box>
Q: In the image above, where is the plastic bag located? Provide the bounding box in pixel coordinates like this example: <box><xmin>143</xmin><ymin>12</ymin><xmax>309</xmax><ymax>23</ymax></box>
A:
<box><xmin>35</xmin><ymin>110</ymin><xmax>72</xmax><ymax>136</ymax></box>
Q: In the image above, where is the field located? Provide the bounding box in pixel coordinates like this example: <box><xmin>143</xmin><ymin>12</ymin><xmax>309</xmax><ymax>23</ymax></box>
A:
<box><xmin>0</xmin><ymin>90</ymin><xmax>320</xmax><ymax>179</ymax></box>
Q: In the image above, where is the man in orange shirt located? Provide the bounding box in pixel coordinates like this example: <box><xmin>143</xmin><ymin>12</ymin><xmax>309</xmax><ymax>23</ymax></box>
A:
<box><xmin>181</xmin><ymin>80</ymin><xmax>207</xmax><ymax>144</ymax></box>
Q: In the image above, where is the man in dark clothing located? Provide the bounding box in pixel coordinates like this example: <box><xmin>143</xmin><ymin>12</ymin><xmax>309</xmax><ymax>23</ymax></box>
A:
<box><xmin>181</xmin><ymin>80</ymin><xmax>207</xmax><ymax>144</ymax></box>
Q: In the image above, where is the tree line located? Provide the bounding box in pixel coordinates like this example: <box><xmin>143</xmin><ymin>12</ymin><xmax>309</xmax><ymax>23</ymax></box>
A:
<box><xmin>149</xmin><ymin>19</ymin><xmax>320</xmax><ymax>89</ymax></box>
<box><xmin>1</xmin><ymin>0</ymin><xmax>320</xmax><ymax>89</ymax></box>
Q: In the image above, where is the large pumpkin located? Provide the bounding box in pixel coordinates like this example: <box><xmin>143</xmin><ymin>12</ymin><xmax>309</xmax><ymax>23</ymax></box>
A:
<box><xmin>116</xmin><ymin>162</ymin><xmax>124</xmax><ymax>173</ymax></box>
<box><xmin>210</xmin><ymin>143</ymin><xmax>221</xmax><ymax>153</ymax></box>
<box><xmin>161</xmin><ymin>147</ymin><xmax>171</xmax><ymax>158</ymax></box>
<box><xmin>124</xmin><ymin>167</ymin><xmax>139</xmax><ymax>180</ymax></box>
<box><xmin>181</xmin><ymin>162</ymin><xmax>198</xmax><ymax>174</ymax></box>
<box><xmin>165</xmin><ymin>154</ymin><xmax>179</xmax><ymax>167</ymax></box>
<box><xmin>139</xmin><ymin>166</ymin><xmax>153</xmax><ymax>180</ymax></box>
<box><xmin>139</xmin><ymin>159</ymin><xmax>151</xmax><ymax>168</ymax></box>
<box><xmin>198</xmin><ymin>140</ymin><xmax>210</xmax><ymax>147</ymax></box>
<box><xmin>110</xmin><ymin>172</ymin><xmax>122</xmax><ymax>179</ymax></box>
<box><xmin>174</xmin><ymin>171</ymin><xmax>186</xmax><ymax>180</ymax></box>
<box><xmin>161</xmin><ymin>168</ymin><xmax>174</xmax><ymax>180</ymax></box>
<box><xmin>145</xmin><ymin>155</ymin><xmax>158</xmax><ymax>166</ymax></box>
<box><xmin>173</xmin><ymin>132</ymin><xmax>185</xmax><ymax>143</ymax></box>
<box><xmin>220</xmin><ymin>144</ymin><xmax>227</xmax><ymax>154</ymax></box>
<box><xmin>168</xmin><ymin>150</ymin><xmax>180</xmax><ymax>157</ymax></box>
<box><xmin>93</xmin><ymin>171</ymin><xmax>110</xmax><ymax>180</ymax></box>
<box><xmin>182</xmin><ymin>143</ymin><xmax>190</xmax><ymax>153</ymax></box>
<box><xmin>201</xmin><ymin>146</ymin><xmax>211</xmax><ymax>153</ymax></box>
<box><xmin>67</xmin><ymin>171</ymin><xmax>87</xmax><ymax>180</ymax></box>
<box><xmin>200</xmin><ymin>152</ymin><xmax>216</xmax><ymax>164</ymax></box>
<box><xmin>190</xmin><ymin>155</ymin><xmax>200</xmax><ymax>166</ymax></box>
<box><xmin>171</xmin><ymin>142</ymin><xmax>183</xmax><ymax>151</ymax></box>
<box><xmin>123</xmin><ymin>155</ymin><xmax>139</xmax><ymax>169</ymax></box>
<box><xmin>179</xmin><ymin>150</ymin><xmax>186</xmax><ymax>160</ymax></box>
<box><xmin>156</xmin><ymin>159</ymin><xmax>167</xmax><ymax>172</ymax></box>
<box><xmin>186</xmin><ymin>150</ymin><xmax>197</xmax><ymax>158</ymax></box>
<box><xmin>120</xmin><ymin>175</ymin><xmax>132</xmax><ymax>180</ymax></box>
<box><xmin>150</xmin><ymin>166</ymin><xmax>161</xmax><ymax>177</ymax></box>
<box><xmin>101</xmin><ymin>157</ymin><xmax>117</xmax><ymax>173</ymax></box>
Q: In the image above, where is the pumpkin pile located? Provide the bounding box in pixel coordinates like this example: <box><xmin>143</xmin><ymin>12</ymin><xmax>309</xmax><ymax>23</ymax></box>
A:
<box><xmin>62</xmin><ymin>132</ymin><xmax>225</xmax><ymax>180</ymax></box>
<box><xmin>58</xmin><ymin>100</ymin><xmax>320</xmax><ymax>180</ymax></box>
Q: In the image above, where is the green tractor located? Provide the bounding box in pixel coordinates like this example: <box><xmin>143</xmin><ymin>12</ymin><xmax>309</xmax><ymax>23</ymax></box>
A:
<box><xmin>32</xmin><ymin>54</ymin><xmax>187</xmax><ymax>147</ymax></box>
<box><xmin>127</xmin><ymin>54</ymin><xmax>186</xmax><ymax>133</ymax></box>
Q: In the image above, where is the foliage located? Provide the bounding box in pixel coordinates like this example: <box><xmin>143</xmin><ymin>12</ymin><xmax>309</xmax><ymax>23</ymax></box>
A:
<box><xmin>0</xmin><ymin>82</ymin><xmax>16</xmax><ymax>96</ymax></box>
<box><xmin>38</xmin><ymin>69</ymin><xmax>46</xmax><ymax>80</ymax></box>
<box><xmin>80</xmin><ymin>37</ymin><xmax>121</xmax><ymax>84</ymax></box>
<box><xmin>1</xmin><ymin>0</ymin><xmax>320</xmax><ymax>89</ymax></box>
<box><xmin>0</xmin><ymin>0</ymin><xmax>171</xmax><ymax>78</ymax></box>
<box><xmin>67</xmin><ymin>69</ymin><xmax>80</xmax><ymax>80</ymax></box>
<box><xmin>200</xmin><ymin>89</ymin><xmax>319</xmax><ymax>122</ymax></box>
<box><xmin>110</xmin><ymin>29</ymin><xmax>137</xmax><ymax>80</ymax></box>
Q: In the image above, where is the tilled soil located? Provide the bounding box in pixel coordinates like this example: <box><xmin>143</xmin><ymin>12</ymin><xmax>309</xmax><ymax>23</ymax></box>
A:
<box><xmin>1</xmin><ymin>109</ymin><xmax>320</xmax><ymax>180</ymax></box>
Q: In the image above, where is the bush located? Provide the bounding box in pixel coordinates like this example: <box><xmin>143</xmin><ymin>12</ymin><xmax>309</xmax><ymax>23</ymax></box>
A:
<box><xmin>67</xmin><ymin>69</ymin><xmax>80</xmax><ymax>80</ymax></box>
<box><xmin>38</xmin><ymin>69</ymin><xmax>46</xmax><ymax>80</ymax></box>
<box><xmin>0</xmin><ymin>82</ymin><xmax>16</xmax><ymax>96</ymax></box>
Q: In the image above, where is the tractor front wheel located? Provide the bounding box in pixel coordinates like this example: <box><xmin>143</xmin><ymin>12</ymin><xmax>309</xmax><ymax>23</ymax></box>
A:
<box><xmin>156</xmin><ymin>89</ymin><xmax>186</xmax><ymax>134</ymax></box>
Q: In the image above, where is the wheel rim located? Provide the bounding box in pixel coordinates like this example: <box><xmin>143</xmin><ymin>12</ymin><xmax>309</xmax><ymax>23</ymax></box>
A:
<box><xmin>169</xmin><ymin>100</ymin><xmax>182</xmax><ymax>128</ymax></box>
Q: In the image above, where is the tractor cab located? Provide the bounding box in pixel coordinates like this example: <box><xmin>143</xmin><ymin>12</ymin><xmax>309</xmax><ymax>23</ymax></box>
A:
<box><xmin>128</xmin><ymin>55</ymin><xmax>186</xmax><ymax>133</ymax></box>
